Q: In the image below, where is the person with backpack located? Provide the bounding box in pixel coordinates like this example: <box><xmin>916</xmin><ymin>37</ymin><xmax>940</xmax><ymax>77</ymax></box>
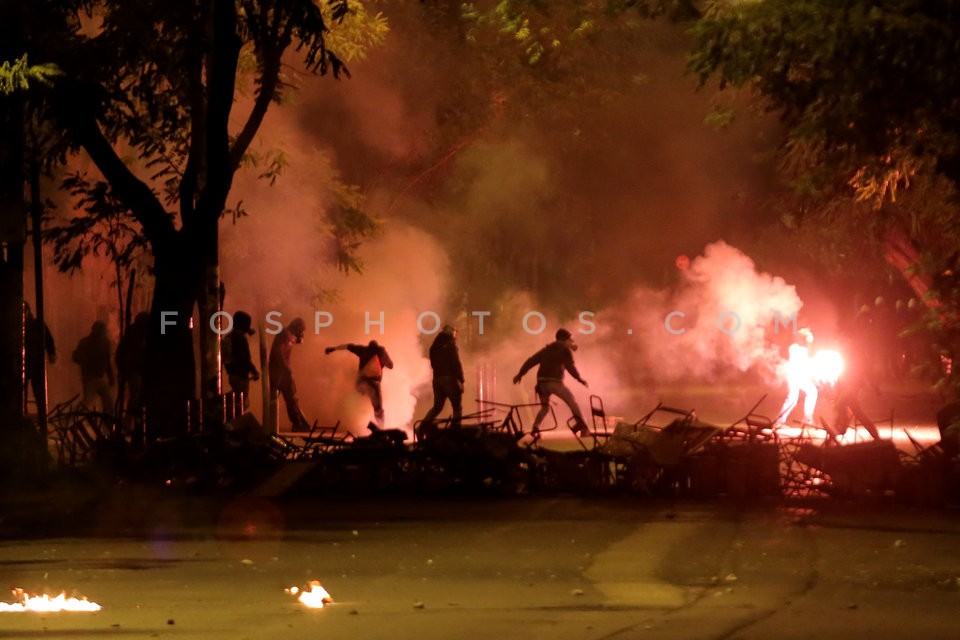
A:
<box><xmin>325</xmin><ymin>340</ymin><xmax>394</xmax><ymax>428</ymax></box>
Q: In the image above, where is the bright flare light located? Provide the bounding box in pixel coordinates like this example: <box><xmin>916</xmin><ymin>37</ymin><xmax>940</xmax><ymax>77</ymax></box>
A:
<box><xmin>0</xmin><ymin>589</ymin><xmax>101</xmax><ymax>612</ymax></box>
<box><xmin>811</xmin><ymin>349</ymin><xmax>844</xmax><ymax>385</ymax></box>
<box><xmin>286</xmin><ymin>581</ymin><xmax>332</xmax><ymax>609</ymax></box>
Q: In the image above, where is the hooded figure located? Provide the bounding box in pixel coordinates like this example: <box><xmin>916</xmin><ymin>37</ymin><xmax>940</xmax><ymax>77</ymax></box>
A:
<box><xmin>224</xmin><ymin>311</ymin><xmax>260</xmax><ymax>406</ymax></box>
<box><xmin>419</xmin><ymin>324</ymin><xmax>465</xmax><ymax>431</ymax></box>
<box><xmin>513</xmin><ymin>328</ymin><xmax>589</xmax><ymax>436</ymax></box>
<box><xmin>269</xmin><ymin>317</ymin><xmax>308</xmax><ymax>430</ymax></box>
<box><xmin>73</xmin><ymin>321</ymin><xmax>115</xmax><ymax>413</ymax></box>
<box><xmin>326</xmin><ymin>339</ymin><xmax>394</xmax><ymax>428</ymax></box>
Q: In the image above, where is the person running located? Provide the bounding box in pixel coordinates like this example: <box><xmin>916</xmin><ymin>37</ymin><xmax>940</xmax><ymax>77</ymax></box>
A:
<box><xmin>326</xmin><ymin>340</ymin><xmax>394</xmax><ymax>428</ymax></box>
<box><xmin>513</xmin><ymin>328</ymin><xmax>589</xmax><ymax>436</ymax></box>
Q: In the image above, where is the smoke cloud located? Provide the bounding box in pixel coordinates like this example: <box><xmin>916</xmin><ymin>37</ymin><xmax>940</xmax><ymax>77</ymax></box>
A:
<box><xmin>596</xmin><ymin>240</ymin><xmax>803</xmax><ymax>383</ymax></box>
<box><xmin>33</xmin><ymin>7</ymin><xmax>829</xmax><ymax>433</ymax></box>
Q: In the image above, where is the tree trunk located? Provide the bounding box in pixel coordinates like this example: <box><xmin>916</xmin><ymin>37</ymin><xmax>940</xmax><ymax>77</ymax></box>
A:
<box><xmin>0</xmin><ymin>92</ymin><xmax>25</xmax><ymax>434</ymax></box>
<box><xmin>198</xmin><ymin>214</ymin><xmax>221</xmax><ymax>427</ymax></box>
<box><xmin>883</xmin><ymin>229</ymin><xmax>937</xmax><ymax>307</ymax></box>
<box><xmin>142</xmin><ymin>234</ymin><xmax>199</xmax><ymax>441</ymax></box>
<box><xmin>0</xmin><ymin>90</ymin><xmax>38</xmax><ymax>487</ymax></box>
<box><xmin>194</xmin><ymin>0</ymin><xmax>240</xmax><ymax>430</ymax></box>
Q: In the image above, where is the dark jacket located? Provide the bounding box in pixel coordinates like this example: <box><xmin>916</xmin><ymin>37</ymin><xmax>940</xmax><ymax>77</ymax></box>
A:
<box><xmin>429</xmin><ymin>332</ymin><xmax>464</xmax><ymax>382</ymax></box>
<box><xmin>73</xmin><ymin>332</ymin><xmax>113</xmax><ymax>382</ymax></box>
<box><xmin>347</xmin><ymin>343</ymin><xmax>394</xmax><ymax>379</ymax></box>
<box><xmin>516</xmin><ymin>341</ymin><xmax>583</xmax><ymax>383</ymax></box>
<box><xmin>225</xmin><ymin>330</ymin><xmax>257</xmax><ymax>378</ymax></box>
<box><xmin>268</xmin><ymin>328</ymin><xmax>296</xmax><ymax>381</ymax></box>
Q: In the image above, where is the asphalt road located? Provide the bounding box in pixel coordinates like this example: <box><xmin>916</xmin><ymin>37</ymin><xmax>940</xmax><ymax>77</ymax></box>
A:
<box><xmin>1</xmin><ymin>492</ymin><xmax>958</xmax><ymax>640</ymax></box>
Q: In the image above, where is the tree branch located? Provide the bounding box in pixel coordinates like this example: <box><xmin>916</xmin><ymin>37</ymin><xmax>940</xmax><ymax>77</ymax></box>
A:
<box><xmin>66</xmin><ymin>106</ymin><xmax>177</xmax><ymax>254</ymax></box>
<box><xmin>180</xmin><ymin>8</ymin><xmax>209</xmax><ymax>230</ymax></box>
<box><xmin>197</xmin><ymin>0</ymin><xmax>242</xmax><ymax>221</ymax></box>
<box><xmin>228</xmin><ymin>49</ymin><xmax>282</xmax><ymax>173</ymax></box>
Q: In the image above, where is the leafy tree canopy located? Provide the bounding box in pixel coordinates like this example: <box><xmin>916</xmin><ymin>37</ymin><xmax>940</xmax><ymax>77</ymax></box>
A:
<box><xmin>689</xmin><ymin>0</ymin><xmax>960</xmax><ymax>390</ymax></box>
<box><xmin>0</xmin><ymin>55</ymin><xmax>62</xmax><ymax>95</ymax></box>
<box><xmin>689</xmin><ymin>0</ymin><xmax>960</xmax><ymax>202</ymax></box>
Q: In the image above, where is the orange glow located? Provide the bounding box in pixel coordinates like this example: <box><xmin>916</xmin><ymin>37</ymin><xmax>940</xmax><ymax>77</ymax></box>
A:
<box><xmin>0</xmin><ymin>589</ymin><xmax>101</xmax><ymax>612</ymax></box>
<box><xmin>286</xmin><ymin>581</ymin><xmax>333</xmax><ymax>609</ymax></box>
<box><xmin>810</xmin><ymin>349</ymin><xmax>844</xmax><ymax>385</ymax></box>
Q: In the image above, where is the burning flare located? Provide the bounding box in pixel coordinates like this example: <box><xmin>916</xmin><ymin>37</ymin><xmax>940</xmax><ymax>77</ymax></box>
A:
<box><xmin>0</xmin><ymin>589</ymin><xmax>101</xmax><ymax>612</ymax></box>
<box><xmin>286</xmin><ymin>581</ymin><xmax>333</xmax><ymax>609</ymax></box>
<box><xmin>811</xmin><ymin>349</ymin><xmax>845</xmax><ymax>385</ymax></box>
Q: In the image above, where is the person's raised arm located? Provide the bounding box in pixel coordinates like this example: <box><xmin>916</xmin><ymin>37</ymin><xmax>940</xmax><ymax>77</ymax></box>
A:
<box><xmin>512</xmin><ymin>350</ymin><xmax>541</xmax><ymax>384</ymax></box>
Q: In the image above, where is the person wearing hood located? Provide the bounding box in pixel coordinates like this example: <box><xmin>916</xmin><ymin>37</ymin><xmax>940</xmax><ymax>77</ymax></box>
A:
<box><xmin>513</xmin><ymin>328</ymin><xmax>589</xmax><ymax>436</ymax></box>
<box><xmin>224</xmin><ymin>311</ymin><xmax>260</xmax><ymax>409</ymax></box>
<box><xmin>269</xmin><ymin>317</ymin><xmax>308</xmax><ymax>430</ymax></box>
<box><xmin>419</xmin><ymin>324</ymin><xmax>465</xmax><ymax>430</ymax></box>
<box><xmin>72</xmin><ymin>320</ymin><xmax>115</xmax><ymax>413</ymax></box>
<box><xmin>326</xmin><ymin>339</ymin><xmax>394</xmax><ymax>428</ymax></box>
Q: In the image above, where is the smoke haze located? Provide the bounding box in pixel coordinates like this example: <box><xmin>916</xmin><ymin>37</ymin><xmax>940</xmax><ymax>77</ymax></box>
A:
<box><xmin>32</xmin><ymin>7</ymin><xmax>838</xmax><ymax>432</ymax></box>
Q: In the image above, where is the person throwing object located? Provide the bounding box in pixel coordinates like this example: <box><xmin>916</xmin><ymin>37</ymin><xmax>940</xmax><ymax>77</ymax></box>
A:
<box><xmin>326</xmin><ymin>340</ymin><xmax>394</xmax><ymax>428</ymax></box>
<box><xmin>513</xmin><ymin>328</ymin><xmax>589</xmax><ymax>436</ymax></box>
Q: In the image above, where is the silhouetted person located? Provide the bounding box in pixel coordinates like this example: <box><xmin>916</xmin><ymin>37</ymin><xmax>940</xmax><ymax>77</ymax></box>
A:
<box><xmin>224</xmin><ymin>311</ymin><xmax>259</xmax><ymax>409</ymax></box>
<box><xmin>116</xmin><ymin>312</ymin><xmax>149</xmax><ymax>418</ymax></box>
<box><xmin>832</xmin><ymin>333</ymin><xmax>882</xmax><ymax>440</ymax></box>
<box><xmin>420</xmin><ymin>325</ymin><xmax>465</xmax><ymax>430</ymax></box>
<box><xmin>776</xmin><ymin>328</ymin><xmax>818</xmax><ymax>426</ymax></box>
<box><xmin>269</xmin><ymin>317</ymin><xmax>308</xmax><ymax>430</ymax></box>
<box><xmin>72</xmin><ymin>321</ymin><xmax>115</xmax><ymax>413</ymax></box>
<box><xmin>24</xmin><ymin>303</ymin><xmax>56</xmax><ymax>412</ymax></box>
<box><xmin>326</xmin><ymin>339</ymin><xmax>394</xmax><ymax>428</ymax></box>
<box><xmin>513</xmin><ymin>328</ymin><xmax>589</xmax><ymax>436</ymax></box>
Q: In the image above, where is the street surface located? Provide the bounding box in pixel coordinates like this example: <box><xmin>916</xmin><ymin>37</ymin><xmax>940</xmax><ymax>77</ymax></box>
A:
<box><xmin>2</xmin><ymin>492</ymin><xmax>958</xmax><ymax>640</ymax></box>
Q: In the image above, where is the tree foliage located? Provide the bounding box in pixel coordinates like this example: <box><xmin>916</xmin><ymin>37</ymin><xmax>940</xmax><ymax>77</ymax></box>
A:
<box><xmin>689</xmin><ymin>0</ymin><xmax>960</xmax><ymax>200</ymax></box>
<box><xmin>0</xmin><ymin>55</ymin><xmax>62</xmax><ymax>95</ymax></box>
<box><xmin>689</xmin><ymin>0</ymin><xmax>960</xmax><ymax>391</ymax></box>
<box><xmin>14</xmin><ymin>0</ymin><xmax>389</xmax><ymax>428</ymax></box>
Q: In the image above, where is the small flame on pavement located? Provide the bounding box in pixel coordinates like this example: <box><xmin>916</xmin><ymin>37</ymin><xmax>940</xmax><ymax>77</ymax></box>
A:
<box><xmin>0</xmin><ymin>589</ymin><xmax>101</xmax><ymax>612</ymax></box>
<box><xmin>286</xmin><ymin>581</ymin><xmax>333</xmax><ymax>609</ymax></box>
